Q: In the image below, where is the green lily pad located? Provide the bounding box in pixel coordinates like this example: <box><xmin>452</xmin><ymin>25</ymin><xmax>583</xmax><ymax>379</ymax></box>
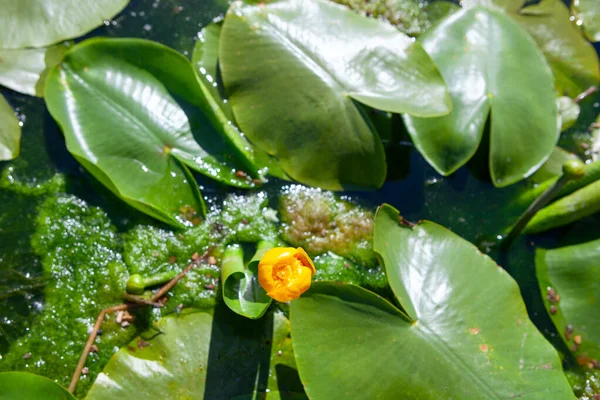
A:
<box><xmin>290</xmin><ymin>204</ymin><xmax>572</xmax><ymax>399</ymax></box>
<box><xmin>529</xmin><ymin>147</ymin><xmax>580</xmax><ymax>184</ymax></box>
<box><xmin>219</xmin><ymin>0</ymin><xmax>450</xmax><ymax>190</ymax></box>
<box><xmin>0</xmin><ymin>93</ymin><xmax>20</xmax><ymax>161</ymax></box>
<box><xmin>0</xmin><ymin>45</ymin><xmax>68</xmax><ymax>97</ymax></box>
<box><xmin>404</xmin><ymin>6</ymin><xmax>557</xmax><ymax>186</ymax></box>
<box><xmin>573</xmin><ymin>0</ymin><xmax>600</xmax><ymax>42</ymax></box>
<box><xmin>44</xmin><ymin>38</ymin><xmax>264</xmax><ymax>225</ymax></box>
<box><xmin>0</xmin><ymin>372</ymin><xmax>75</xmax><ymax>400</ymax></box>
<box><xmin>513</xmin><ymin>0</ymin><xmax>600</xmax><ymax>97</ymax></box>
<box><xmin>86</xmin><ymin>309</ymin><xmax>305</xmax><ymax>400</ymax></box>
<box><xmin>192</xmin><ymin>22</ymin><xmax>288</xmax><ymax>180</ymax></box>
<box><xmin>0</xmin><ymin>0</ymin><xmax>129</xmax><ymax>49</ymax></box>
<box><xmin>536</xmin><ymin>240</ymin><xmax>600</xmax><ymax>364</ymax></box>
<box><xmin>222</xmin><ymin>242</ymin><xmax>273</xmax><ymax>319</ymax></box>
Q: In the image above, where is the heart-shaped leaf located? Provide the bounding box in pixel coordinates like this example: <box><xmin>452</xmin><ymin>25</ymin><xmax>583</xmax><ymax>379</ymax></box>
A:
<box><xmin>513</xmin><ymin>0</ymin><xmax>600</xmax><ymax>97</ymax></box>
<box><xmin>0</xmin><ymin>0</ymin><xmax>129</xmax><ymax>49</ymax></box>
<box><xmin>536</xmin><ymin>240</ymin><xmax>600</xmax><ymax>365</ymax></box>
<box><xmin>222</xmin><ymin>242</ymin><xmax>273</xmax><ymax>319</ymax></box>
<box><xmin>573</xmin><ymin>0</ymin><xmax>600</xmax><ymax>42</ymax></box>
<box><xmin>86</xmin><ymin>309</ymin><xmax>305</xmax><ymax>400</ymax></box>
<box><xmin>0</xmin><ymin>93</ymin><xmax>20</xmax><ymax>161</ymax></box>
<box><xmin>0</xmin><ymin>45</ymin><xmax>68</xmax><ymax>97</ymax></box>
<box><xmin>403</xmin><ymin>6</ymin><xmax>558</xmax><ymax>187</ymax></box>
<box><xmin>0</xmin><ymin>372</ymin><xmax>76</xmax><ymax>400</ymax></box>
<box><xmin>45</xmin><ymin>38</ymin><xmax>262</xmax><ymax>226</ymax></box>
<box><xmin>219</xmin><ymin>0</ymin><xmax>451</xmax><ymax>190</ymax></box>
<box><xmin>290</xmin><ymin>204</ymin><xmax>572</xmax><ymax>399</ymax></box>
<box><xmin>192</xmin><ymin>22</ymin><xmax>288</xmax><ymax>180</ymax></box>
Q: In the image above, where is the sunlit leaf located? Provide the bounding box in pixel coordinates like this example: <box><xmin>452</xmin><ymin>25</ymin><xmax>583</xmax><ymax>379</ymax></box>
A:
<box><xmin>220</xmin><ymin>0</ymin><xmax>450</xmax><ymax>190</ymax></box>
<box><xmin>290</xmin><ymin>204</ymin><xmax>573</xmax><ymax>399</ymax></box>
<box><xmin>404</xmin><ymin>6</ymin><xmax>557</xmax><ymax>186</ymax></box>
<box><xmin>0</xmin><ymin>372</ymin><xmax>75</xmax><ymax>400</ymax></box>
<box><xmin>0</xmin><ymin>93</ymin><xmax>20</xmax><ymax>161</ymax></box>
<box><xmin>573</xmin><ymin>0</ymin><xmax>600</xmax><ymax>42</ymax></box>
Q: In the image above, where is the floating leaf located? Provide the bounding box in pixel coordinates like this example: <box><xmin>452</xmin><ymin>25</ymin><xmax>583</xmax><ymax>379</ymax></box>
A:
<box><xmin>536</xmin><ymin>241</ymin><xmax>600</xmax><ymax>364</ymax></box>
<box><xmin>290</xmin><ymin>204</ymin><xmax>572</xmax><ymax>399</ymax></box>
<box><xmin>573</xmin><ymin>0</ymin><xmax>600</xmax><ymax>42</ymax></box>
<box><xmin>0</xmin><ymin>372</ymin><xmax>75</xmax><ymax>400</ymax></box>
<box><xmin>192</xmin><ymin>22</ymin><xmax>288</xmax><ymax>180</ymax></box>
<box><xmin>0</xmin><ymin>93</ymin><xmax>20</xmax><ymax>161</ymax></box>
<box><xmin>86</xmin><ymin>309</ymin><xmax>305</xmax><ymax>400</ymax></box>
<box><xmin>219</xmin><ymin>0</ymin><xmax>450</xmax><ymax>190</ymax></box>
<box><xmin>513</xmin><ymin>0</ymin><xmax>600</xmax><ymax>97</ymax></box>
<box><xmin>0</xmin><ymin>45</ymin><xmax>67</xmax><ymax>97</ymax></box>
<box><xmin>524</xmin><ymin>180</ymin><xmax>600</xmax><ymax>234</ymax></box>
<box><xmin>0</xmin><ymin>0</ymin><xmax>129</xmax><ymax>49</ymax></box>
<box><xmin>222</xmin><ymin>242</ymin><xmax>273</xmax><ymax>319</ymax></box>
<box><xmin>404</xmin><ymin>6</ymin><xmax>557</xmax><ymax>186</ymax></box>
<box><xmin>45</xmin><ymin>38</ymin><xmax>265</xmax><ymax>225</ymax></box>
<box><xmin>529</xmin><ymin>147</ymin><xmax>580</xmax><ymax>184</ymax></box>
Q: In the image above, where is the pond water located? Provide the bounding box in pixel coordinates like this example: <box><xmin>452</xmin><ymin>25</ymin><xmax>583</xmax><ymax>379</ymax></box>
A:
<box><xmin>1</xmin><ymin>0</ymin><xmax>600</xmax><ymax>397</ymax></box>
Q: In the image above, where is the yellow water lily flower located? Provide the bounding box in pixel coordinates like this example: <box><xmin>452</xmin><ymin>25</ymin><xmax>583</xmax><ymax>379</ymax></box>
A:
<box><xmin>258</xmin><ymin>247</ymin><xmax>316</xmax><ymax>302</ymax></box>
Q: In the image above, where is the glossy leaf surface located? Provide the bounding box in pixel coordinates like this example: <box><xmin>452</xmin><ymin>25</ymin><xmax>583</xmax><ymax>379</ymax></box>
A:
<box><xmin>573</xmin><ymin>0</ymin><xmax>600</xmax><ymax>42</ymax></box>
<box><xmin>0</xmin><ymin>0</ymin><xmax>129</xmax><ymax>49</ymax></box>
<box><xmin>291</xmin><ymin>204</ymin><xmax>572</xmax><ymax>399</ymax></box>
<box><xmin>0</xmin><ymin>45</ymin><xmax>67</xmax><ymax>97</ymax></box>
<box><xmin>45</xmin><ymin>39</ymin><xmax>267</xmax><ymax>225</ymax></box>
<box><xmin>0</xmin><ymin>372</ymin><xmax>75</xmax><ymax>400</ymax></box>
<box><xmin>86</xmin><ymin>309</ymin><xmax>305</xmax><ymax>400</ymax></box>
<box><xmin>220</xmin><ymin>0</ymin><xmax>450</xmax><ymax>190</ymax></box>
<box><xmin>557</xmin><ymin>96</ymin><xmax>580</xmax><ymax>132</ymax></box>
<box><xmin>513</xmin><ymin>0</ymin><xmax>600</xmax><ymax>97</ymax></box>
<box><xmin>192</xmin><ymin>22</ymin><xmax>288</xmax><ymax>180</ymax></box>
<box><xmin>404</xmin><ymin>6</ymin><xmax>557</xmax><ymax>186</ymax></box>
<box><xmin>222</xmin><ymin>243</ymin><xmax>273</xmax><ymax>319</ymax></box>
<box><xmin>0</xmin><ymin>93</ymin><xmax>21</xmax><ymax>161</ymax></box>
<box><xmin>536</xmin><ymin>241</ymin><xmax>600</xmax><ymax>363</ymax></box>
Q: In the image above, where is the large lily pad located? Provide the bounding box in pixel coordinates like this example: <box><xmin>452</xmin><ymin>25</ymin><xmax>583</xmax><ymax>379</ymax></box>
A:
<box><xmin>536</xmin><ymin>241</ymin><xmax>600</xmax><ymax>364</ymax></box>
<box><xmin>44</xmin><ymin>38</ymin><xmax>264</xmax><ymax>225</ymax></box>
<box><xmin>192</xmin><ymin>22</ymin><xmax>288</xmax><ymax>180</ymax></box>
<box><xmin>0</xmin><ymin>372</ymin><xmax>75</xmax><ymax>400</ymax></box>
<box><xmin>0</xmin><ymin>45</ymin><xmax>67</xmax><ymax>97</ymax></box>
<box><xmin>290</xmin><ymin>204</ymin><xmax>572</xmax><ymax>399</ymax></box>
<box><xmin>0</xmin><ymin>93</ymin><xmax>21</xmax><ymax>161</ymax></box>
<box><xmin>404</xmin><ymin>6</ymin><xmax>557</xmax><ymax>186</ymax></box>
<box><xmin>573</xmin><ymin>0</ymin><xmax>600</xmax><ymax>42</ymax></box>
<box><xmin>0</xmin><ymin>0</ymin><xmax>129</xmax><ymax>50</ymax></box>
<box><xmin>86</xmin><ymin>309</ymin><xmax>305</xmax><ymax>400</ymax></box>
<box><xmin>513</xmin><ymin>0</ymin><xmax>600</xmax><ymax>97</ymax></box>
<box><xmin>219</xmin><ymin>0</ymin><xmax>450</xmax><ymax>190</ymax></box>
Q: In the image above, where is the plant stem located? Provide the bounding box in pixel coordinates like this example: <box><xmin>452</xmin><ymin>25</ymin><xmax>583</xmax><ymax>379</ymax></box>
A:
<box><xmin>68</xmin><ymin>246</ymin><xmax>214</xmax><ymax>394</ymax></box>
<box><xmin>574</xmin><ymin>86</ymin><xmax>598</xmax><ymax>103</ymax></box>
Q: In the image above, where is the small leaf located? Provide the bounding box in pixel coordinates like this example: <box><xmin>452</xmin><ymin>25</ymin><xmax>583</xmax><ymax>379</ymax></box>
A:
<box><xmin>0</xmin><ymin>45</ymin><xmax>68</xmax><ymax>97</ymax></box>
<box><xmin>0</xmin><ymin>371</ymin><xmax>76</xmax><ymax>400</ymax></box>
<box><xmin>290</xmin><ymin>204</ymin><xmax>573</xmax><ymax>399</ymax></box>
<box><xmin>573</xmin><ymin>0</ymin><xmax>600</xmax><ymax>42</ymax></box>
<box><xmin>0</xmin><ymin>93</ymin><xmax>21</xmax><ymax>161</ymax></box>
<box><xmin>536</xmin><ymin>241</ymin><xmax>600</xmax><ymax>363</ymax></box>
<box><xmin>0</xmin><ymin>0</ymin><xmax>129</xmax><ymax>49</ymax></box>
<box><xmin>222</xmin><ymin>242</ymin><xmax>273</xmax><ymax>319</ymax></box>
<box><xmin>557</xmin><ymin>96</ymin><xmax>580</xmax><ymax>132</ymax></box>
<box><xmin>529</xmin><ymin>147</ymin><xmax>580</xmax><ymax>184</ymax></box>
<box><xmin>220</xmin><ymin>0</ymin><xmax>450</xmax><ymax>190</ymax></box>
<box><xmin>404</xmin><ymin>6</ymin><xmax>558</xmax><ymax>186</ymax></box>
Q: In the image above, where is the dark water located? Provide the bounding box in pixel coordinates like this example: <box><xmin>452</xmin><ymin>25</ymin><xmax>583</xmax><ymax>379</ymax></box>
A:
<box><xmin>1</xmin><ymin>0</ymin><xmax>599</xmax><ymax>386</ymax></box>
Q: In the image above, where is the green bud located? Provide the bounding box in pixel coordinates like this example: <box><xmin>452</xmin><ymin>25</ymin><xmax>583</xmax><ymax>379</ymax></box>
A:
<box><xmin>562</xmin><ymin>159</ymin><xmax>585</xmax><ymax>180</ymax></box>
<box><xmin>126</xmin><ymin>274</ymin><xmax>146</xmax><ymax>295</ymax></box>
